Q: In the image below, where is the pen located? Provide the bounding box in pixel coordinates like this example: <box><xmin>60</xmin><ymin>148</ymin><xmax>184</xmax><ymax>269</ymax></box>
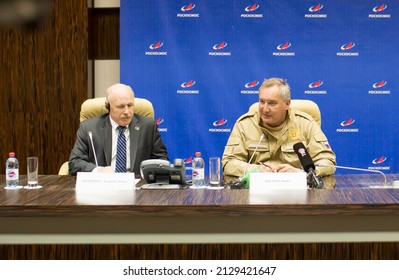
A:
<box><xmin>260</xmin><ymin>162</ymin><xmax>276</xmax><ymax>172</ymax></box>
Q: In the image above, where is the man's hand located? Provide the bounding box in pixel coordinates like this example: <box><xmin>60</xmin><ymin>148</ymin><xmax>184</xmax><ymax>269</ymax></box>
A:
<box><xmin>259</xmin><ymin>162</ymin><xmax>302</xmax><ymax>173</ymax></box>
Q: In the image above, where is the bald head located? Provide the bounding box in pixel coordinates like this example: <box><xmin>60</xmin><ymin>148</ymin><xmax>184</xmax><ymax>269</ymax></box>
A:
<box><xmin>105</xmin><ymin>83</ymin><xmax>135</xmax><ymax>126</ymax></box>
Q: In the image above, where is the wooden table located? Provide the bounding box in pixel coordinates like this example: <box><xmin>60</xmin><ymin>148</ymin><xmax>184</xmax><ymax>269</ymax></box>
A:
<box><xmin>1</xmin><ymin>174</ymin><xmax>399</xmax><ymax>259</ymax></box>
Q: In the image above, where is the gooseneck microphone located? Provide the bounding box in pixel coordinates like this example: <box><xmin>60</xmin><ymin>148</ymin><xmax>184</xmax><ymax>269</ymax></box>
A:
<box><xmin>234</xmin><ymin>134</ymin><xmax>265</xmax><ymax>188</ymax></box>
<box><xmin>242</xmin><ymin>134</ymin><xmax>265</xmax><ymax>176</ymax></box>
<box><xmin>315</xmin><ymin>163</ymin><xmax>387</xmax><ymax>186</ymax></box>
<box><xmin>293</xmin><ymin>142</ymin><xmax>324</xmax><ymax>189</ymax></box>
<box><xmin>88</xmin><ymin>131</ymin><xmax>99</xmax><ymax>167</ymax></box>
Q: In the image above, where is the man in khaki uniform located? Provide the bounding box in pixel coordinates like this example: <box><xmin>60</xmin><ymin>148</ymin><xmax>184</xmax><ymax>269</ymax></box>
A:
<box><xmin>222</xmin><ymin>78</ymin><xmax>336</xmax><ymax>183</ymax></box>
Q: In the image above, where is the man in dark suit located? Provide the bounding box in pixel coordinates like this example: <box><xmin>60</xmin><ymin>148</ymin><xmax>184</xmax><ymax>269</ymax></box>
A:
<box><xmin>69</xmin><ymin>83</ymin><xmax>168</xmax><ymax>175</ymax></box>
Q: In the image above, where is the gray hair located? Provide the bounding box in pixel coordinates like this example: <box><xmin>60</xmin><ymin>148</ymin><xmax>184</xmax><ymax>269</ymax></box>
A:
<box><xmin>259</xmin><ymin>78</ymin><xmax>291</xmax><ymax>101</ymax></box>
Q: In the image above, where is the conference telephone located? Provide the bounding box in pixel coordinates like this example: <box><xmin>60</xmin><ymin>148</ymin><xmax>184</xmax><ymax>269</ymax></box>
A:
<box><xmin>140</xmin><ymin>158</ymin><xmax>186</xmax><ymax>188</ymax></box>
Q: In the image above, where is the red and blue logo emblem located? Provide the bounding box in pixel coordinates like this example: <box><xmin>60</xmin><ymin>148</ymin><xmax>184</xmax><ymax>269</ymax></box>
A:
<box><xmin>373</xmin><ymin>4</ymin><xmax>387</xmax><ymax>13</ymax></box>
<box><xmin>213</xmin><ymin>118</ymin><xmax>228</xmax><ymax>127</ymax></box>
<box><xmin>309</xmin><ymin>4</ymin><xmax>323</xmax><ymax>12</ymax></box>
<box><xmin>181</xmin><ymin>3</ymin><xmax>196</xmax><ymax>12</ymax></box>
<box><xmin>308</xmin><ymin>80</ymin><xmax>323</xmax><ymax>88</ymax></box>
<box><xmin>340</xmin><ymin>118</ymin><xmax>355</xmax><ymax>127</ymax></box>
<box><xmin>372</xmin><ymin>156</ymin><xmax>387</xmax><ymax>164</ymax></box>
<box><xmin>149</xmin><ymin>41</ymin><xmax>163</xmax><ymax>50</ymax></box>
<box><xmin>372</xmin><ymin>80</ymin><xmax>387</xmax><ymax>89</ymax></box>
<box><xmin>277</xmin><ymin>42</ymin><xmax>291</xmax><ymax>50</ymax></box>
<box><xmin>245</xmin><ymin>4</ymin><xmax>259</xmax><ymax>12</ymax></box>
<box><xmin>213</xmin><ymin>42</ymin><xmax>228</xmax><ymax>50</ymax></box>
<box><xmin>340</xmin><ymin>42</ymin><xmax>355</xmax><ymax>51</ymax></box>
<box><xmin>181</xmin><ymin>80</ymin><xmax>196</xmax><ymax>88</ymax></box>
<box><xmin>245</xmin><ymin>80</ymin><xmax>259</xmax><ymax>88</ymax></box>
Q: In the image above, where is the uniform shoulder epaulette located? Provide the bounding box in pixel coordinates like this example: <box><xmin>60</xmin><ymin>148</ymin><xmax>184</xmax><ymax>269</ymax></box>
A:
<box><xmin>236</xmin><ymin>110</ymin><xmax>256</xmax><ymax>122</ymax></box>
<box><xmin>292</xmin><ymin>109</ymin><xmax>314</xmax><ymax>123</ymax></box>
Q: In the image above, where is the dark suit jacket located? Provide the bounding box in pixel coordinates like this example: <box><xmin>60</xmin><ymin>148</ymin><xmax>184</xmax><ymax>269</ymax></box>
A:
<box><xmin>68</xmin><ymin>113</ymin><xmax>168</xmax><ymax>176</ymax></box>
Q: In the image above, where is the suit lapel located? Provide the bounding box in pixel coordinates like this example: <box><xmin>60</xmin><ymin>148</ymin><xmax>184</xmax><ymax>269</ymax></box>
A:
<box><xmin>101</xmin><ymin>117</ymin><xmax>113</xmax><ymax>166</ymax></box>
<box><xmin>129</xmin><ymin>116</ymin><xmax>141</xmax><ymax>172</ymax></box>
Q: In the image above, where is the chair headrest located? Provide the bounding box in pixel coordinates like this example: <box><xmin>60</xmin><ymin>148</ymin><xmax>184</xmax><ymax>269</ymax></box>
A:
<box><xmin>80</xmin><ymin>97</ymin><xmax>155</xmax><ymax>122</ymax></box>
<box><xmin>249</xmin><ymin>99</ymin><xmax>321</xmax><ymax>126</ymax></box>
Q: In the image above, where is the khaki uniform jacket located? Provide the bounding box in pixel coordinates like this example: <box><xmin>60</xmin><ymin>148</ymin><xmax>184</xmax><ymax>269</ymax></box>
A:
<box><xmin>222</xmin><ymin>108</ymin><xmax>336</xmax><ymax>181</ymax></box>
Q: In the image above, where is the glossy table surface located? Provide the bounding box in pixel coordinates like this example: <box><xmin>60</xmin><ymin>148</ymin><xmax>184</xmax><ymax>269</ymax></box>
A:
<box><xmin>1</xmin><ymin>174</ymin><xmax>399</xmax><ymax>216</ymax></box>
<box><xmin>1</xmin><ymin>174</ymin><xmax>399</xmax><ymax>244</ymax></box>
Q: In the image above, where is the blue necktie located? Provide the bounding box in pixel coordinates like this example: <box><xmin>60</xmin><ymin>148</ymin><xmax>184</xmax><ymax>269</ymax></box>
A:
<box><xmin>115</xmin><ymin>126</ymin><xmax>127</xmax><ymax>173</ymax></box>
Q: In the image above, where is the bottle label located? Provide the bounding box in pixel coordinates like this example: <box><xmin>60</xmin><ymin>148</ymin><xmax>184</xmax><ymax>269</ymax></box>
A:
<box><xmin>193</xmin><ymin>168</ymin><xmax>204</xmax><ymax>180</ymax></box>
<box><xmin>6</xmin><ymin>168</ymin><xmax>19</xmax><ymax>180</ymax></box>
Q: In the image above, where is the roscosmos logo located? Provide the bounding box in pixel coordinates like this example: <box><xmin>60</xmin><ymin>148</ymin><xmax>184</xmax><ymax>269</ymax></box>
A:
<box><xmin>337</xmin><ymin>42</ymin><xmax>358</xmax><ymax>56</ymax></box>
<box><xmin>177</xmin><ymin>80</ymin><xmax>199</xmax><ymax>94</ymax></box>
<box><xmin>305</xmin><ymin>3</ymin><xmax>327</xmax><ymax>18</ymax></box>
<box><xmin>369</xmin><ymin>80</ymin><xmax>390</xmax><ymax>95</ymax></box>
<box><xmin>277</xmin><ymin>42</ymin><xmax>291</xmax><ymax>51</ymax></box>
<box><xmin>241</xmin><ymin>80</ymin><xmax>259</xmax><ymax>94</ymax></box>
<box><xmin>149</xmin><ymin>41</ymin><xmax>163</xmax><ymax>50</ymax></box>
<box><xmin>213</xmin><ymin>42</ymin><xmax>228</xmax><ymax>50</ymax></box>
<box><xmin>209</xmin><ymin>42</ymin><xmax>231</xmax><ymax>56</ymax></box>
<box><xmin>340</xmin><ymin>118</ymin><xmax>355</xmax><ymax>127</ymax></box>
<box><xmin>209</xmin><ymin>118</ymin><xmax>231</xmax><ymax>133</ymax></box>
<box><xmin>145</xmin><ymin>41</ymin><xmax>167</xmax><ymax>56</ymax></box>
<box><xmin>245</xmin><ymin>4</ymin><xmax>259</xmax><ymax>12</ymax></box>
<box><xmin>156</xmin><ymin>118</ymin><xmax>164</xmax><ymax>125</ymax></box>
<box><xmin>308</xmin><ymin>80</ymin><xmax>323</xmax><ymax>89</ymax></box>
<box><xmin>245</xmin><ymin>80</ymin><xmax>259</xmax><ymax>88</ymax></box>
<box><xmin>177</xmin><ymin>3</ymin><xmax>199</xmax><ymax>17</ymax></box>
<box><xmin>181</xmin><ymin>80</ymin><xmax>196</xmax><ymax>88</ymax></box>
<box><xmin>372</xmin><ymin>156</ymin><xmax>387</xmax><ymax>164</ymax></box>
<box><xmin>340</xmin><ymin>42</ymin><xmax>355</xmax><ymax>51</ymax></box>
<box><xmin>309</xmin><ymin>4</ymin><xmax>323</xmax><ymax>12</ymax></box>
<box><xmin>336</xmin><ymin>118</ymin><xmax>358</xmax><ymax>133</ymax></box>
<box><xmin>156</xmin><ymin>118</ymin><xmax>167</xmax><ymax>132</ymax></box>
<box><xmin>184</xmin><ymin>156</ymin><xmax>193</xmax><ymax>170</ymax></box>
<box><xmin>369</xmin><ymin>4</ymin><xmax>390</xmax><ymax>18</ymax></box>
<box><xmin>213</xmin><ymin>118</ymin><xmax>228</xmax><ymax>127</ymax></box>
<box><xmin>273</xmin><ymin>42</ymin><xmax>295</xmax><ymax>56</ymax></box>
<box><xmin>373</xmin><ymin>4</ymin><xmax>387</xmax><ymax>13</ymax></box>
<box><xmin>305</xmin><ymin>80</ymin><xmax>327</xmax><ymax>95</ymax></box>
<box><xmin>241</xmin><ymin>3</ymin><xmax>263</xmax><ymax>18</ymax></box>
<box><xmin>369</xmin><ymin>156</ymin><xmax>390</xmax><ymax>171</ymax></box>
<box><xmin>373</xmin><ymin>80</ymin><xmax>387</xmax><ymax>88</ymax></box>
<box><xmin>181</xmin><ymin>3</ymin><xmax>195</xmax><ymax>12</ymax></box>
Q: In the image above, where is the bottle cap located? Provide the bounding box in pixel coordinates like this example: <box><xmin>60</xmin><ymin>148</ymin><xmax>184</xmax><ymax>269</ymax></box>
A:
<box><xmin>8</xmin><ymin>152</ymin><xmax>15</xmax><ymax>157</ymax></box>
<box><xmin>195</xmin><ymin>152</ymin><xmax>201</xmax><ymax>157</ymax></box>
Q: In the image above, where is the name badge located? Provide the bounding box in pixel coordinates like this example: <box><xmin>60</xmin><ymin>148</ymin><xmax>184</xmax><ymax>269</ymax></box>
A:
<box><xmin>250</xmin><ymin>172</ymin><xmax>307</xmax><ymax>192</ymax></box>
<box><xmin>76</xmin><ymin>172</ymin><xmax>136</xmax><ymax>205</ymax></box>
<box><xmin>76</xmin><ymin>172</ymin><xmax>136</xmax><ymax>190</ymax></box>
<box><xmin>249</xmin><ymin>172</ymin><xmax>308</xmax><ymax>204</ymax></box>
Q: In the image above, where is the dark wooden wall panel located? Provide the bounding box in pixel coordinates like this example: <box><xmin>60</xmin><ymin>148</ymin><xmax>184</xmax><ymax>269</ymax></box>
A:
<box><xmin>0</xmin><ymin>1</ymin><xmax>87</xmax><ymax>175</ymax></box>
<box><xmin>1</xmin><ymin>243</ymin><xmax>399</xmax><ymax>260</ymax></box>
<box><xmin>88</xmin><ymin>8</ymin><xmax>119</xmax><ymax>59</ymax></box>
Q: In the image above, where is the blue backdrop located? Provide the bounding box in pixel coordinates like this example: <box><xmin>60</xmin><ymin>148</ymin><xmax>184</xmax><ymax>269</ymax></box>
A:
<box><xmin>120</xmin><ymin>1</ymin><xmax>398</xmax><ymax>175</ymax></box>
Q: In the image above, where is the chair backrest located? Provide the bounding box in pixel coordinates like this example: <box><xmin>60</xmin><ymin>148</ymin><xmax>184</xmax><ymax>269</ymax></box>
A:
<box><xmin>249</xmin><ymin>99</ymin><xmax>321</xmax><ymax>126</ymax></box>
<box><xmin>80</xmin><ymin>97</ymin><xmax>155</xmax><ymax>122</ymax></box>
<box><xmin>59</xmin><ymin>97</ymin><xmax>155</xmax><ymax>175</ymax></box>
<box><xmin>58</xmin><ymin>161</ymin><xmax>69</xmax><ymax>175</ymax></box>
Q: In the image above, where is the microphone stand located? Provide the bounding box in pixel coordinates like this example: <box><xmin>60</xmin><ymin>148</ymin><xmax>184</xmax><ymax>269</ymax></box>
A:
<box><xmin>315</xmin><ymin>163</ymin><xmax>387</xmax><ymax>186</ymax></box>
<box><xmin>307</xmin><ymin>168</ymin><xmax>324</xmax><ymax>189</ymax></box>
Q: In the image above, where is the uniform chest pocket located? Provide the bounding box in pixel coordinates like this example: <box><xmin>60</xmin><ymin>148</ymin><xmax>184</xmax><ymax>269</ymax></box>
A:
<box><xmin>246</xmin><ymin>140</ymin><xmax>270</xmax><ymax>162</ymax></box>
<box><xmin>281</xmin><ymin>141</ymin><xmax>302</xmax><ymax>166</ymax></box>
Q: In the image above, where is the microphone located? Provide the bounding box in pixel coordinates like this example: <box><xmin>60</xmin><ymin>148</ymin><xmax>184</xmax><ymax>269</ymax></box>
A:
<box><xmin>238</xmin><ymin>134</ymin><xmax>265</xmax><ymax>188</ymax></box>
<box><xmin>293</xmin><ymin>142</ymin><xmax>324</xmax><ymax>189</ymax></box>
<box><xmin>315</xmin><ymin>163</ymin><xmax>387</xmax><ymax>186</ymax></box>
<box><xmin>88</xmin><ymin>131</ymin><xmax>99</xmax><ymax>167</ymax></box>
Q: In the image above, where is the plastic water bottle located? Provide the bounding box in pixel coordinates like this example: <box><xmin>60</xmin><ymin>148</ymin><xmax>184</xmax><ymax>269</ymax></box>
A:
<box><xmin>6</xmin><ymin>152</ymin><xmax>19</xmax><ymax>188</ymax></box>
<box><xmin>192</xmin><ymin>152</ymin><xmax>205</xmax><ymax>187</ymax></box>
